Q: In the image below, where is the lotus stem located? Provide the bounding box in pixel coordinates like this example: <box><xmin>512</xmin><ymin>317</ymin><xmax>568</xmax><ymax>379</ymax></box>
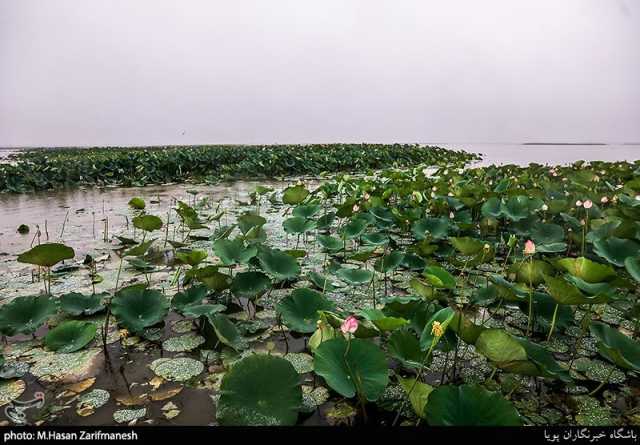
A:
<box><xmin>546</xmin><ymin>304</ymin><xmax>559</xmax><ymax>342</ymax></box>
<box><xmin>59</xmin><ymin>210</ymin><xmax>69</xmax><ymax>240</ymax></box>
<box><xmin>392</xmin><ymin>337</ymin><xmax>438</xmax><ymax>426</ymax></box>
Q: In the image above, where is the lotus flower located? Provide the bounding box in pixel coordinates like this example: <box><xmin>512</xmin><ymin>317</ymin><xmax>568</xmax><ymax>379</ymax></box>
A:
<box><xmin>601</xmin><ymin>196</ymin><xmax>609</xmax><ymax>204</ymax></box>
<box><xmin>583</xmin><ymin>200</ymin><xmax>593</xmax><ymax>209</ymax></box>
<box><xmin>431</xmin><ymin>321</ymin><xmax>444</xmax><ymax>338</ymax></box>
<box><xmin>341</xmin><ymin>315</ymin><xmax>358</xmax><ymax>335</ymax></box>
<box><xmin>524</xmin><ymin>240</ymin><xmax>536</xmax><ymax>255</ymax></box>
<box><xmin>576</xmin><ymin>200</ymin><xmax>583</xmax><ymax>207</ymax></box>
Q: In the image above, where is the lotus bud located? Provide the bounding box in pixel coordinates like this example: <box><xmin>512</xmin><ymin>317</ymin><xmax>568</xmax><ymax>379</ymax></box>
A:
<box><xmin>524</xmin><ymin>240</ymin><xmax>536</xmax><ymax>255</ymax></box>
<box><xmin>483</xmin><ymin>243</ymin><xmax>491</xmax><ymax>253</ymax></box>
<box><xmin>575</xmin><ymin>200</ymin><xmax>583</xmax><ymax>207</ymax></box>
<box><xmin>341</xmin><ymin>315</ymin><xmax>358</xmax><ymax>335</ymax></box>
<box><xmin>580</xmin><ymin>219</ymin><xmax>586</xmax><ymax>226</ymax></box>
<box><xmin>541</xmin><ymin>204</ymin><xmax>548</xmax><ymax>211</ymax></box>
<box><xmin>449</xmin><ymin>211</ymin><xmax>455</xmax><ymax>219</ymax></box>
<box><xmin>352</xmin><ymin>204</ymin><xmax>360</xmax><ymax>213</ymax></box>
<box><xmin>363</xmin><ymin>192</ymin><xmax>371</xmax><ymax>201</ymax></box>
<box><xmin>600</xmin><ymin>196</ymin><xmax>609</xmax><ymax>204</ymax></box>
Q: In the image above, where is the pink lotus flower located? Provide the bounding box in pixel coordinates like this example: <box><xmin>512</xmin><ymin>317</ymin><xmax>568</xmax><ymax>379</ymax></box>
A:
<box><xmin>524</xmin><ymin>240</ymin><xmax>536</xmax><ymax>255</ymax></box>
<box><xmin>341</xmin><ymin>315</ymin><xmax>359</xmax><ymax>335</ymax></box>
<box><xmin>583</xmin><ymin>199</ymin><xmax>593</xmax><ymax>209</ymax></box>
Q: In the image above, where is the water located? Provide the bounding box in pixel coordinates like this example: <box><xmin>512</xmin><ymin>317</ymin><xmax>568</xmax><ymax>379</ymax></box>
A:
<box><xmin>1</xmin><ymin>143</ymin><xmax>639</xmax><ymax>254</ymax></box>
<box><xmin>440</xmin><ymin>143</ymin><xmax>640</xmax><ymax>166</ymax></box>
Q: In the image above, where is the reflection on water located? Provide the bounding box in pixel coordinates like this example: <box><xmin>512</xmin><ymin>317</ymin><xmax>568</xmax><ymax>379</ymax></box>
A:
<box><xmin>0</xmin><ymin>181</ymin><xmax>289</xmax><ymax>256</ymax></box>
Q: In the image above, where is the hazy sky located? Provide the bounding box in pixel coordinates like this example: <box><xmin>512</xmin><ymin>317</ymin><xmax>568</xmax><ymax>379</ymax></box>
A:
<box><xmin>1</xmin><ymin>0</ymin><xmax>639</xmax><ymax>147</ymax></box>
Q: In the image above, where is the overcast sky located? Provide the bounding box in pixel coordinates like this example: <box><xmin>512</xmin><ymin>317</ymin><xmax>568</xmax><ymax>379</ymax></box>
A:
<box><xmin>1</xmin><ymin>0</ymin><xmax>639</xmax><ymax>147</ymax></box>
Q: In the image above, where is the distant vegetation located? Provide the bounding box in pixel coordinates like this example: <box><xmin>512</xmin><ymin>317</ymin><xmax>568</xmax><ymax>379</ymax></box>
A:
<box><xmin>0</xmin><ymin>144</ymin><xmax>478</xmax><ymax>193</ymax></box>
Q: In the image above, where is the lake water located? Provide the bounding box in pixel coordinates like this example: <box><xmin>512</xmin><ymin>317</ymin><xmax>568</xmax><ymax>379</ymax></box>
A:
<box><xmin>1</xmin><ymin>143</ymin><xmax>639</xmax><ymax>255</ymax></box>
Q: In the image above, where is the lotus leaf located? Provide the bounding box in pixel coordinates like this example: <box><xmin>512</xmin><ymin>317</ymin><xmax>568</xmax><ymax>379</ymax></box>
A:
<box><xmin>425</xmin><ymin>384</ymin><xmax>522</xmax><ymax>426</ymax></box>
<box><xmin>217</xmin><ymin>354</ymin><xmax>302</xmax><ymax>426</ymax></box>
<box><xmin>590</xmin><ymin>322</ymin><xmax>640</xmax><ymax>371</ymax></box>
<box><xmin>111</xmin><ymin>285</ymin><xmax>170</xmax><ymax>333</ymax></box>
<box><xmin>276</xmin><ymin>288</ymin><xmax>336</xmax><ymax>333</ymax></box>
<box><xmin>0</xmin><ymin>295</ymin><xmax>58</xmax><ymax>336</ymax></box>
<box><xmin>17</xmin><ymin>243</ymin><xmax>75</xmax><ymax>268</ymax></box>
<box><xmin>231</xmin><ymin>271</ymin><xmax>271</xmax><ymax>300</ymax></box>
<box><xmin>313</xmin><ymin>337</ymin><xmax>388</xmax><ymax>401</ymax></box>
<box><xmin>44</xmin><ymin>320</ymin><xmax>97</xmax><ymax>353</ymax></box>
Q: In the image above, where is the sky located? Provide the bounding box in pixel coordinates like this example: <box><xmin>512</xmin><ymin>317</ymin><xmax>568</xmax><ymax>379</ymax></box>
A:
<box><xmin>1</xmin><ymin>0</ymin><xmax>639</xmax><ymax>147</ymax></box>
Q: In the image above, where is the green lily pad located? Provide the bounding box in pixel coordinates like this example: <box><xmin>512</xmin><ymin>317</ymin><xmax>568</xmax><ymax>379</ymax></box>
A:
<box><xmin>231</xmin><ymin>271</ymin><xmax>271</xmax><ymax>301</ymax></box>
<box><xmin>555</xmin><ymin>257</ymin><xmax>616</xmax><ymax>283</ymax></box>
<box><xmin>217</xmin><ymin>354</ymin><xmax>302</xmax><ymax>426</ymax></box>
<box><xmin>44</xmin><ymin>320</ymin><xmax>97</xmax><ymax>353</ymax></box>
<box><xmin>425</xmin><ymin>384</ymin><xmax>522</xmax><ymax>426</ymax></box>
<box><xmin>590</xmin><ymin>322</ymin><xmax>640</xmax><ymax>371</ymax></box>
<box><xmin>374</xmin><ymin>251</ymin><xmax>404</xmax><ymax>274</ymax></box>
<box><xmin>172</xmin><ymin>285</ymin><xmax>209</xmax><ymax>312</ymax></box>
<box><xmin>358</xmin><ymin>308</ymin><xmax>408</xmax><ymax>332</ymax></box>
<box><xmin>213</xmin><ymin>239</ymin><xmax>257</xmax><ymax>265</ymax></box>
<box><xmin>282</xmin><ymin>185</ymin><xmax>309</xmax><ymax>205</ymax></box>
<box><xmin>398</xmin><ymin>377</ymin><xmax>433</xmax><ymax>418</ymax></box>
<box><xmin>0</xmin><ymin>295</ymin><xmax>58</xmax><ymax>336</ymax></box>
<box><xmin>60</xmin><ymin>292</ymin><xmax>106</xmax><ymax>316</ymax></box>
<box><xmin>283</xmin><ymin>217</ymin><xmax>316</xmax><ymax>234</ymax></box>
<box><xmin>593</xmin><ymin>237</ymin><xmax>640</xmax><ymax>267</ymax></box>
<box><xmin>257</xmin><ymin>248</ymin><xmax>300</xmax><ymax>281</ymax></box>
<box><xmin>423</xmin><ymin>266</ymin><xmax>456</xmax><ymax>289</ymax></box>
<box><xmin>175</xmin><ymin>249</ymin><xmax>208</xmax><ymax>267</ymax></box>
<box><xmin>132</xmin><ymin>214</ymin><xmax>163</xmax><ymax>232</ymax></box>
<box><xmin>17</xmin><ymin>243</ymin><xmax>75</xmax><ymax>267</ymax></box>
<box><xmin>292</xmin><ymin>204</ymin><xmax>321</xmax><ymax>218</ymax></box>
<box><xmin>207</xmin><ymin>314</ymin><xmax>245</xmax><ymax>351</ymax></box>
<box><xmin>336</xmin><ymin>267</ymin><xmax>373</xmax><ymax>285</ymax></box>
<box><xmin>276</xmin><ymin>288</ymin><xmax>336</xmax><ymax>333</ymax></box>
<box><xmin>128</xmin><ymin>197</ymin><xmax>145</xmax><ymax>209</ymax></box>
<box><xmin>316</xmin><ymin>235</ymin><xmax>343</xmax><ymax>251</ymax></box>
<box><xmin>111</xmin><ymin>285</ymin><xmax>169</xmax><ymax>333</ymax></box>
<box><xmin>412</xmin><ymin>218</ymin><xmax>449</xmax><ymax>241</ymax></box>
<box><xmin>307</xmin><ymin>272</ymin><xmax>336</xmax><ymax>292</ymax></box>
<box><xmin>314</xmin><ymin>337</ymin><xmax>388</xmax><ymax>401</ymax></box>
<box><xmin>544</xmin><ymin>275</ymin><xmax>610</xmax><ymax>305</ymax></box>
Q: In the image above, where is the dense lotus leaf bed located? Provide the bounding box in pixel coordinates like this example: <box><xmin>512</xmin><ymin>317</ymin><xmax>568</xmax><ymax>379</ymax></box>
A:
<box><xmin>0</xmin><ymin>143</ymin><xmax>477</xmax><ymax>193</ymax></box>
<box><xmin>0</xmin><ymin>153</ymin><xmax>639</xmax><ymax>426</ymax></box>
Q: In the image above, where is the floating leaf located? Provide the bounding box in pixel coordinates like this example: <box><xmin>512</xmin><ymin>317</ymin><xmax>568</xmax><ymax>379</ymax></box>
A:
<box><xmin>45</xmin><ymin>320</ymin><xmax>97</xmax><ymax>353</ymax></box>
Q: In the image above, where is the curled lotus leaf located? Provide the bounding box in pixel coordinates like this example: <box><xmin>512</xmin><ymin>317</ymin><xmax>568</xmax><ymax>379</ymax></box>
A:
<box><xmin>590</xmin><ymin>322</ymin><xmax>640</xmax><ymax>371</ymax></box>
<box><xmin>111</xmin><ymin>285</ymin><xmax>170</xmax><ymax>333</ymax></box>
